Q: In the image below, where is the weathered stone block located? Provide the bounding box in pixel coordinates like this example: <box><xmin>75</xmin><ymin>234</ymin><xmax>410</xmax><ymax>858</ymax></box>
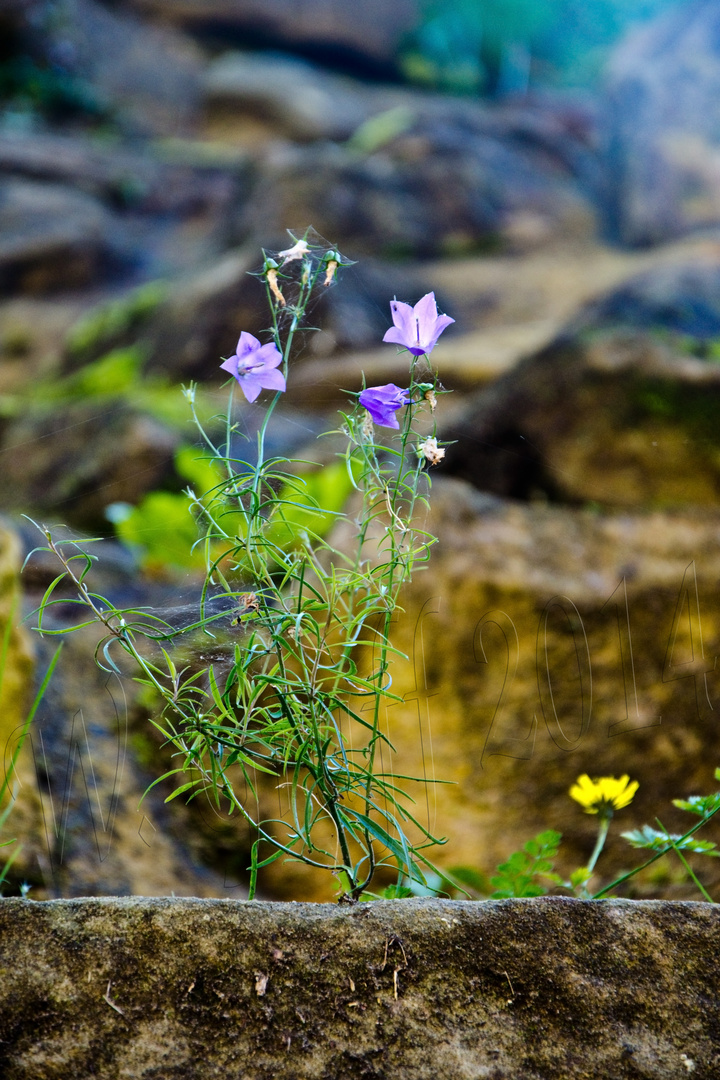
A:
<box><xmin>0</xmin><ymin>896</ymin><xmax>717</xmax><ymax>1079</ymax></box>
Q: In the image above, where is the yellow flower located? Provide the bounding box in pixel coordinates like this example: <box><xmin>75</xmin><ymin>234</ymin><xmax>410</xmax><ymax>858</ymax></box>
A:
<box><xmin>569</xmin><ymin>774</ymin><xmax>639</xmax><ymax>815</ymax></box>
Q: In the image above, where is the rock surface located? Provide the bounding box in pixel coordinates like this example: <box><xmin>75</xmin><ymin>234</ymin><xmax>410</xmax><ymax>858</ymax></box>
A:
<box><xmin>127</xmin><ymin>0</ymin><xmax>420</xmax><ymax>71</ymax></box>
<box><xmin>0</xmin><ymin>179</ymin><xmax>113</xmax><ymax>294</ymax></box>
<box><xmin>201</xmin><ymin>52</ymin><xmax>599</xmax><ymax>258</ymax></box>
<box><xmin>238</xmin><ymin>98</ymin><xmax>597</xmax><ymax>258</ymax></box>
<box><xmin>0</xmin><ymin>896</ymin><xmax>718</xmax><ymax>1079</ymax></box>
<box><xmin>9</xmin><ymin>0</ymin><xmax>205</xmax><ymax>137</ymax></box>
<box><xmin>576</xmin><ymin>257</ymin><xmax>720</xmax><ymax>340</ymax></box>
<box><xmin>286</xmin><ymin>234</ymin><xmax>720</xmax><ymax>404</ymax></box>
<box><xmin>203</xmin><ymin>50</ymin><xmax>378</xmax><ymax>142</ymax></box>
<box><xmin>0</xmin><ymin>400</ymin><xmax>180</xmax><ymax>530</ymax></box>
<box><xmin>138</xmin><ymin>247</ymin><xmax>263</xmax><ymax>379</ymax></box>
<box><xmin>361</xmin><ymin>480</ymin><xmax>720</xmax><ymax>897</ymax></box>
<box><xmin>0</xmin><ymin>131</ymin><xmax>244</xmax><ymax>218</ymax></box>
<box><xmin>0</xmin><ymin>133</ymin><xmax>246</xmax><ymax>291</ymax></box>
<box><xmin>443</xmin><ymin>261</ymin><xmax>720</xmax><ymax>508</ymax></box>
<box><xmin>605</xmin><ymin>0</ymin><xmax>720</xmax><ymax>245</ymax></box>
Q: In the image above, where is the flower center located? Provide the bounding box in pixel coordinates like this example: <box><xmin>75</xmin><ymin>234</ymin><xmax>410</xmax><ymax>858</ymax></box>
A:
<box><xmin>238</xmin><ymin>358</ymin><xmax>264</xmax><ymax>375</ymax></box>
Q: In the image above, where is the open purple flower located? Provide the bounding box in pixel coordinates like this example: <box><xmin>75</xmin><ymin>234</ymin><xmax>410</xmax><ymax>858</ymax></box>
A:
<box><xmin>383</xmin><ymin>292</ymin><xmax>454</xmax><ymax>356</ymax></box>
<box><xmin>359</xmin><ymin>383</ymin><xmax>411</xmax><ymax>429</ymax></box>
<box><xmin>220</xmin><ymin>332</ymin><xmax>286</xmax><ymax>403</ymax></box>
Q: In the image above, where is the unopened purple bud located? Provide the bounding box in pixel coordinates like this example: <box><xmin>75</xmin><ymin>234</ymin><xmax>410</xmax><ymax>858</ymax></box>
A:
<box><xmin>359</xmin><ymin>383</ymin><xmax>411</xmax><ymax>429</ymax></box>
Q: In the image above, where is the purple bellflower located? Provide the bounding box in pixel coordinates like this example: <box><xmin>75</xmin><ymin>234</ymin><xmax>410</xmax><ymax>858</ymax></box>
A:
<box><xmin>359</xmin><ymin>383</ymin><xmax>411</xmax><ymax>429</ymax></box>
<box><xmin>383</xmin><ymin>292</ymin><xmax>454</xmax><ymax>356</ymax></box>
<box><xmin>220</xmin><ymin>332</ymin><xmax>286</xmax><ymax>403</ymax></box>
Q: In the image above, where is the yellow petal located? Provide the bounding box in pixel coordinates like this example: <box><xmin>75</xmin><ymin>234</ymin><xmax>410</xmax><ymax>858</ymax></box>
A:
<box><xmin>568</xmin><ymin>773</ymin><xmax>638</xmax><ymax>813</ymax></box>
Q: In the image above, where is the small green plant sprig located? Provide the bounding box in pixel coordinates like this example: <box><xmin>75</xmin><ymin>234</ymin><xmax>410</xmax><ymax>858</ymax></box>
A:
<box><xmin>607</xmin><ymin>772</ymin><xmax>720</xmax><ymax>902</ymax></box>
<box><xmin>29</xmin><ymin>230</ymin><xmax>456</xmax><ymax>902</ymax></box>
<box><xmin>489</xmin><ymin>830</ymin><xmax>562</xmax><ymax>899</ymax></box>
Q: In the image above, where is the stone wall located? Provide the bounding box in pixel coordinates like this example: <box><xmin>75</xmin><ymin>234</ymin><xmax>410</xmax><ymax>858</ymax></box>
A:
<box><xmin>0</xmin><ymin>896</ymin><xmax>717</xmax><ymax>1079</ymax></box>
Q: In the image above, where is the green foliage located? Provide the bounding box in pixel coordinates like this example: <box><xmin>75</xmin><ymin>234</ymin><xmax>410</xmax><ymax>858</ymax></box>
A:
<box><xmin>360</xmin><ymin>864</ymin><xmax>490</xmax><ymax>901</ymax></box>
<box><xmin>567</xmin><ymin>866</ymin><xmax>593</xmax><ymax>891</ymax></box>
<box><xmin>490</xmin><ymin>830</ymin><xmax>561</xmax><ymax>898</ymax></box>
<box><xmin>107</xmin><ymin>446</ymin><xmax>225</xmax><ymax>571</ymax></box>
<box><xmin>109</xmin><ymin>450</ymin><xmax>362</xmax><ymax>573</ymax></box>
<box><xmin>634</xmin><ymin>378</ymin><xmax>720</xmax><ymax>446</ymax></box>
<box><xmin>110</xmin><ymin>490</ymin><xmax>204</xmax><ymax>572</ymax></box>
<box><xmin>19</xmin><ymin>344</ymin><xmax>147</xmax><ymax>413</ymax></box>
<box><xmin>400</xmin><ymin>0</ymin><xmax>677</xmax><ymax>94</ymax></box>
<box><xmin>380</xmin><ymin>884</ymin><xmax>416</xmax><ymax>899</ymax></box>
<box><xmin>16</xmin><ymin>334</ymin><xmax>215</xmax><ymax>435</ymax></box>
<box><xmin>128</xmin><ymin>731</ymin><xmax>156</xmax><ymax>769</ymax></box>
<box><xmin>593</xmin><ymin>768</ymin><xmax>720</xmax><ymax>900</ymax></box>
<box><xmin>442</xmin><ymin>865</ymin><xmax>491</xmax><ymax>897</ymax></box>
<box><xmin>358</xmin><ymin>882</ymin><xmax>416</xmax><ymax>901</ymax></box>
<box><xmin>672</xmin><ymin>792</ymin><xmax>720</xmax><ymax>818</ymax></box>
<box><xmin>264</xmin><ymin>458</ymin><xmax>362</xmax><ymax>551</ymax></box>
<box><xmin>65</xmin><ymin>282</ymin><xmax>167</xmax><ymax>360</ymax></box>
<box><xmin>76</xmin><ymin>348</ymin><xmax>210</xmax><ymax>428</ymax></box>
<box><xmin>175</xmin><ymin>445</ymin><xmax>224</xmax><ymax>495</ymax></box>
<box><xmin>0</xmin><ymin>56</ymin><xmax>102</xmax><ymax>119</ymax></box>
<box><xmin>621</xmin><ymin>825</ymin><xmax>719</xmax><ymax>856</ymax></box>
<box><xmin>346</xmin><ymin>106</ymin><xmax>416</xmax><ymax>156</ymax></box>
<box><xmin>647</xmin><ymin>329</ymin><xmax>720</xmax><ymax>362</ymax></box>
<box><xmin>69</xmin><ymin>346</ymin><xmax>144</xmax><ymax>398</ymax></box>
<box><xmin>402</xmin><ymin>0</ymin><xmax>551</xmax><ymax>92</ymax></box>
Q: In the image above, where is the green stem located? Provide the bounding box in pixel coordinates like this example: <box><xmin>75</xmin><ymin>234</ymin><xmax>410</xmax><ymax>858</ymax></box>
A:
<box><xmin>587</xmin><ymin>814</ymin><xmax>611</xmax><ymax>875</ymax></box>
<box><xmin>355</xmin><ymin>368</ymin><xmax>434</xmax><ymax>895</ymax></box>
<box><xmin>574</xmin><ymin>813</ymin><xmax>611</xmax><ymax>899</ymax></box>
<box><xmin>655</xmin><ymin>817</ymin><xmax>713</xmax><ymax>902</ymax></box>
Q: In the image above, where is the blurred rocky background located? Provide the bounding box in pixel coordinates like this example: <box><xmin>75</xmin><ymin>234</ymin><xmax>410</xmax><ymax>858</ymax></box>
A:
<box><xmin>4</xmin><ymin>0</ymin><xmax>720</xmax><ymax>902</ymax></box>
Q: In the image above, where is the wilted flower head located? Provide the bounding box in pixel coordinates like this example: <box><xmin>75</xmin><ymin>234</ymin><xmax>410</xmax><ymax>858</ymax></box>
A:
<box><xmin>418</xmin><ymin>436</ymin><xmax>445</xmax><ymax>466</ymax></box>
<box><xmin>569</xmin><ymin>774</ymin><xmax>638</xmax><ymax>816</ymax></box>
<box><xmin>266</xmin><ymin>266</ymin><xmax>286</xmax><ymax>306</ymax></box>
<box><xmin>277</xmin><ymin>239</ymin><xmax>311</xmax><ymax>265</ymax></box>
<box><xmin>358</xmin><ymin>383</ymin><xmax>411</xmax><ymax>429</ymax></box>
<box><xmin>383</xmin><ymin>292</ymin><xmax>454</xmax><ymax>356</ymax></box>
<box><xmin>220</xmin><ymin>332</ymin><xmax>286</xmax><ymax>403</ymax></box>
<box><xmin>360</xmin><ymin>410</ymin><xmax>375</xmax><ymax>442</ymax></box>
<box><xmin>323</xmin><ymin>254</ymin><xmax>339</xmax><ymax>287</ymax></box>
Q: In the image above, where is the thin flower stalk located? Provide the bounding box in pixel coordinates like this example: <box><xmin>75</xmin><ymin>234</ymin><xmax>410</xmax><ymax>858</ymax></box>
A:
<box><xmin>567</xmin><ymin>774</ymin><xmax>639</xmax><ymax>897</ymax></box>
